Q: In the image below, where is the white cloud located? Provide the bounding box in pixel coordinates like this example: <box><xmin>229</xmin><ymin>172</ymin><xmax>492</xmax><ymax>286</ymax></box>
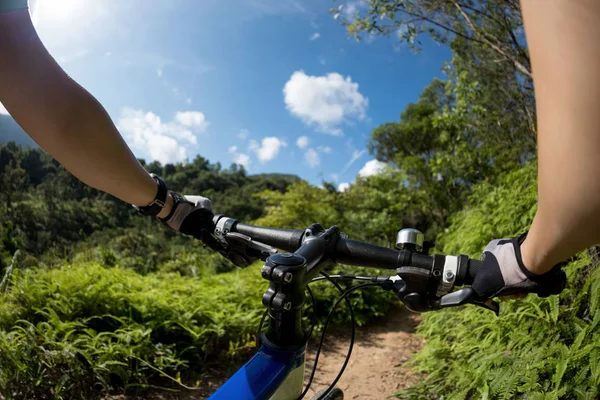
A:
<box><xmin>304</xmin><ymin>148</ymin><xmax>320</xmax><ymax>168</ymax></box>
<box><xmin>358</xmin><ymin>159</ymin><xmax>387</xmax><ymax>177</ymax></box>
<box><xmin>310</xmin><ymin>32</ymin><xmax>321</xmax><ymax>41</ymax></box>
<box><xmin>296</xmin><ymin>136</ymin><xmax>309</xmax><ymax>149</ymax></box>
<box><xmin>283</xmin><ymin>71</ymin><xmax>368</xmax><ymax>135</ymax></box>
<box><xmin>250</xmin><ymin>137</ymin><xmax>287</xmax><ymax>163</ymax></box>
<box><xmin>234</xmin><ymin>153</ymin><xmax>251</xmax><ymax>169</ymax></box>
<box><xmin>0</xmin><ymin>102</ymin><xmax>9</xmax><ymax>115</ymax></box>
<box><xmin>317</xmin><ymin>145</ymin><xmax>332</xmax><ymax>154</ymax></box>
<box><xmin>118</xmin><ymin>108</ymin><xmax>207</xmax><ymax>164</ymax></box>
<box><xmin>174</xmin><ymin>111</ymin><xmax>209</xmax><ymax>130</ymax></box>
<box><xmin>338</xmin><ymin>182</ymin><xmax>350</xmax><ymax>192</ymax></box>
<box><xmin>228</xmin><ymin>146</ymin><xmax>238</xmax><ymax>154</ymax></box>
<box><xmin>238</xmin><ymin>129</ymin><xmax>250</xmax><ymax>140</ymax></box>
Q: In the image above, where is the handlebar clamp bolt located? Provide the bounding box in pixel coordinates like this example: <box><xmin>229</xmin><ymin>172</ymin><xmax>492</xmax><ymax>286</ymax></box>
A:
<box><xmin>445</xmin><ymin>270</ymin><xmax>455</xmax><ymax>281</ymax></box>
<box><xmin>283</xmin><ymin>272</ymin><xmax>293</xmax><ymax>283</ymax></box>
<box><xmin>261</xmin><ymin>265</ymin><xmax>272</xmax><ymax>279</ymax></box>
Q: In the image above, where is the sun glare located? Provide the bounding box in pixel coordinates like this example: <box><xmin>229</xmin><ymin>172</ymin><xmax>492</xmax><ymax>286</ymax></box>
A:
<box><xmin>37</xmin><ymin>0</ymin><xmax>86</xmax><ymax>23</ymax></box>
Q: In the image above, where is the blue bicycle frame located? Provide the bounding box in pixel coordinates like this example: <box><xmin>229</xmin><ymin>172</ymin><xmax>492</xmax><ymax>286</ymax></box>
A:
<box><xmin>205</xmin><ymin>216</ymin><xmax>332</xmax><ymax>400</ymax></box>
<box><xmin>208</xmin><ymin>341</ymin><xmax>306</xmax><ymax>400</ymax></box>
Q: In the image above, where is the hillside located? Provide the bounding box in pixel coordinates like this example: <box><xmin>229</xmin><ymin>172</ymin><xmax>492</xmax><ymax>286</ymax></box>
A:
<box><xmin>0</xmin><ymin>114</ymin><xmax>37</xmax><ymax>148</ymax></box>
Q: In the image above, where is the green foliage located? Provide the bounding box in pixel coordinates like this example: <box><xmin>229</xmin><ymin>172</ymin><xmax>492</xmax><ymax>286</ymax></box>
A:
<box><xmin>397</xmin><ymin>163</ymin><xmax>600</xmax><ymax>399</ymax></box>
<box><xmin>0</xmin><ymin>143</ymin><xmax>299</xmax><ymax>268</ymax></box>
<box><xmin>0</xmin><ymin>258</ymin><xmax>399</xmax><ymax>399</ymax></box>
<box><xmin>0</xmin><ymin>263</ymin><xmax>267</xmax><ymax>398</ymax></box>
<box><xmin>254</xmin><ymin>181</ymin><xmax>345</xmax><ymax>230</ymax></box>
<box><xmin>254</xmin><ymin>180</ymin><xmax>399</xmax><ymax>325</ymax></box>
<box><xmin>438</xmin><ymin>161</ymin><xmax>539</xmax><ymax>257</ymax></box>
<box><xmin>336</xmin><ymin>0</ymin><xmax>537</xmax><ymax>205</ymax></box>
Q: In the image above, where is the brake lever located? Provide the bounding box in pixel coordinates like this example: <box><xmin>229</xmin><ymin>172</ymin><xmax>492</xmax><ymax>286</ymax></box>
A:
<box><xmin>222</xmin><ymin>232</ymin><xmax>277</xmax><ymax>268</ymax></box>
<box><xmin>438</xmin><ymin>288</ymin><xmax>500</xmax><ymax>316</ymax></box>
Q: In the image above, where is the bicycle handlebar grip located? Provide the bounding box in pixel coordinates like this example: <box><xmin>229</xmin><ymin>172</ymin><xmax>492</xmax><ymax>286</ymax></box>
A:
<box><xmin>233</xmin><ymin>222</ymin><xmax>304</xmax><ymax>253</ymax></box>
<box><xmin>463</xmin><ymin>259</ymin><xmax>482</xmax><ymax>286</ymax></box>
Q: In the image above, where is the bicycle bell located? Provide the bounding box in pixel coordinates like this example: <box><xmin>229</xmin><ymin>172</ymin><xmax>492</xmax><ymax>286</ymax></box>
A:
<box><xmin>396</xmin><ymin>228</ymin><xmax>424</xmax><ymax>252</ymax></box>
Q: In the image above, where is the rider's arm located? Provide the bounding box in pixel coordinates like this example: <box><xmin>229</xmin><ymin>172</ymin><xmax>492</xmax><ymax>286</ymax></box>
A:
<box><xmin>0</xmin><ymin>8</ymin><xmax>173</xmax><ymax>218</ymax></box>
<box><xmin>519</xmin><ymin>0</ymin><xmax>600</xmax><ymax>274</ymax></box>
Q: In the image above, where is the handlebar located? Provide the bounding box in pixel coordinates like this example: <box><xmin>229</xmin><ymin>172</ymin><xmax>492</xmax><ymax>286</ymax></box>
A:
<box><xmin>235</xmin><ymin>222</ymin><xmax>303</xmax><ymax>252</ymax></box>
<box><xmin>212</xmin><ymin>216</ymin><xmax>497</xmax><ymax>316</ymax></box>
<box><xmin>234</xmin><ymin>221</ymin><xmax>482</xmax><ymax>282</ymax></box>
<box><xmin>235</xmin><ymin>221</ymin><xmax>433</xmax><ymax>270</ymax></box>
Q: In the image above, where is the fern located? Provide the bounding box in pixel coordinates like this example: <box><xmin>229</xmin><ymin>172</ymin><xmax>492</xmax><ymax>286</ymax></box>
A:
<box><xmin>397</xmin><ymin>163</ymin><xmax>600</xmax><ymax>399</ymax></box>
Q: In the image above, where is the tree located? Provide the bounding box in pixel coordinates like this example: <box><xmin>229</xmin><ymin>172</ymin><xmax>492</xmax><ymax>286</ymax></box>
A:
<box><xmin>0</xmin><ymin>143</ymin><xmax>300</xmax><ymax>261</ymax></box>
<box><xmin>334</xmin><ymin>0</ymin><xmax>530</xmax><ymax>77</ymax></box>
<box><xmin>334</xmin><ymin>0</ymin><xmax>536</xmax><ymax>146</ymax></box>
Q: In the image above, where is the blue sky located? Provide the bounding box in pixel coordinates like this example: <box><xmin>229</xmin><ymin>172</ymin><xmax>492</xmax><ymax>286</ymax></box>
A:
<box><xmin>16</xmin><ymin>0</ymin><xmax>451</xmax><ymax>188</ymax></box>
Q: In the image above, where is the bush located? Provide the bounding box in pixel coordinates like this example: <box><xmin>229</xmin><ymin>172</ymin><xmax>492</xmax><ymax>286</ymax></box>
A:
<box><xmin>398</xmin><ymin>163</ymin><xmax>600</xmax><ymax>399</ymax></box>
<box><xmin>0</xmin><ymin>258</ymin><xmax>397</xmax><ymax>399</ymax></box>
<box><xmin>0</xmin><ymin>263</ymin><xmax>265</xmax><ymax>398</ymax></box>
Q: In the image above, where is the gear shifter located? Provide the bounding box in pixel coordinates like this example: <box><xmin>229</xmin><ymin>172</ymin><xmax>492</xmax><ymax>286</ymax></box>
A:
<box><xmin>438</xmin><ymin>288</ymin><xmax>500</xmax><ymax>315</ymax></box>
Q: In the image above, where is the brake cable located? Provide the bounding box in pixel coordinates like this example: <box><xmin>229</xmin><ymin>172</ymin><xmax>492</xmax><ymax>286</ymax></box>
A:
<box><xmin>310</xmin><ymin>274</ymin><xmax>375</xmax><ymax>282</ymax></box>
<box><xmin>298</xmin><ymin>273</ymin><xmax>382</xmax><ymax>400</ymax></box>
<box><xmin>304</xmin><ymin>285</ymin><xmax>317</xmax><ymax>344</ymax></box>
<box><xmin>254</xmin><ymin>271</ymin><xmax>393</xmax><ymax>399</ymax></box>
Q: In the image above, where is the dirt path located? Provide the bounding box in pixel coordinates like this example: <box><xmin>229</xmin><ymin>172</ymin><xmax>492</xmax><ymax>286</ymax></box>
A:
<box><xmin>105</xmin><ymin>306</ymin><xmax>423</xmax><ymax>400</ymax></box>
<box><xmin>303</xmin><ymin>306</ymin><xmax>423</xmax><ymax>399</ymax></box>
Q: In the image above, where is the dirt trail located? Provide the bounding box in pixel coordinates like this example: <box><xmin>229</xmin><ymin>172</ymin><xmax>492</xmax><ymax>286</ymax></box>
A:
<box><xmin>303</xmin><ymin>306</ymin><xmax>423</xmax><ymax>399</ymax></box>
<box><xmin>105</xmin><ymin>307</ymin><xmax>423</xmax><ymax>400</ymax></box>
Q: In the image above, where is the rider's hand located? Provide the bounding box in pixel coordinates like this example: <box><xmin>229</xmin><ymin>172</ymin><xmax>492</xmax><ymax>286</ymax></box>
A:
<box><xmin>160</xmin><ymin>193</ymin><xmax>264</xmax><ymax>268</ymax></box>
<box><xmin>471</xmin><ymin>232</ymin><xmax>567</xmax><ymax>299</ymax></box>
<box><xmin>159</xmin><ymin>192</ymin><xmax>215</xmax><ymax>240</ymax></box>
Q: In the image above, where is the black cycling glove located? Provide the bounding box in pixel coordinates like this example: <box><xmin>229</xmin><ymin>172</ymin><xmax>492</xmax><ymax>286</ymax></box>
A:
<box><xmin>159</xmin><ymin>192</ymin><xmax>228</xmax><ymax>256</ymax></box>
<box><xmin>471</xmin><ymin>232</ymin><xmax>567</xmax><ymax>299</ymax></box>
<box><xmin>159</xmin><ymin>193</ymin><xmax>265</xmax><ymax>267</ymax></box>
<box><xmin>160</xmin><ymin>192</ymin><xmax>215</xmax><ymax>240</ymax></box>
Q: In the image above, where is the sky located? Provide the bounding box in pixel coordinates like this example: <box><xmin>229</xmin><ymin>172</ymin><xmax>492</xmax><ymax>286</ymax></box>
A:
<box><xmin>1</xmin><ymin>0</ymin><xmax>452</xmax><ymax>190</ymax></box>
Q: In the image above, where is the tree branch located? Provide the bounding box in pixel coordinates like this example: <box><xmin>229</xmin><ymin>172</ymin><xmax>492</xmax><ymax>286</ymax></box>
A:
<box><xmin>455</xmin><ymin>1</ymin><xmax>505</xmax><ymax>27</ymax></box>
<box><xmin>450</xmin><ymin>0</ymin><xmax>532</xmax><ymax>78</ymax></box>
<box><xmin>500</xmin><ymin>5</ymin><xmax>531</xmax><ymax>71</ymax></box>
<box><xmin>395</xmin><ymin>7</ymin><xmax>489</xmax><ymax>47</ymax></box>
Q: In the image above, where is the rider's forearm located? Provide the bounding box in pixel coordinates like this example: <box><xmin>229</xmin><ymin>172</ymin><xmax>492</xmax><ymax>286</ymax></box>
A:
<box><xmin>519</xmin><ymin>0</ymin><xmax>600</xmax><ymax>274</ymax></box>
<box><xmin>0</xmin><ymin>10</ymin><xmax>172</xmax><ymax>218</ymax></box>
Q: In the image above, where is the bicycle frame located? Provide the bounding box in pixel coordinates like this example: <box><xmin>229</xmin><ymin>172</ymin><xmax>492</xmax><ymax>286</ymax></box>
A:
<box><xmin>208</xmin><ymin>341</ymin><xmax>306</xmax><ymax>400</ymax></box>
<box><xmin>207</xmin><ymin>219</ymin><xmax>343</xmax><ymax>400</ymax></box>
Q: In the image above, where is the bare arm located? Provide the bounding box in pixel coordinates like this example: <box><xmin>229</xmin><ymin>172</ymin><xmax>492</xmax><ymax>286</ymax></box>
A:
<box><xmin>520</xmin><ymin>0</ymin><xmax>600</xmax><ymax>273</ymax></box>
<box><xmin>0</xmin><ymin>9</ymin><xmax>173</xmax><ymax>217</ymax></box>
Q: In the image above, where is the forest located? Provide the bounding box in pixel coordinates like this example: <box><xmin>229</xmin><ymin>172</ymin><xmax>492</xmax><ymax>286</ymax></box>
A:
<box><xmin>2</xmin><ymin>0</ymin><xmax>599</xmax><ymax>399</ymax></box>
